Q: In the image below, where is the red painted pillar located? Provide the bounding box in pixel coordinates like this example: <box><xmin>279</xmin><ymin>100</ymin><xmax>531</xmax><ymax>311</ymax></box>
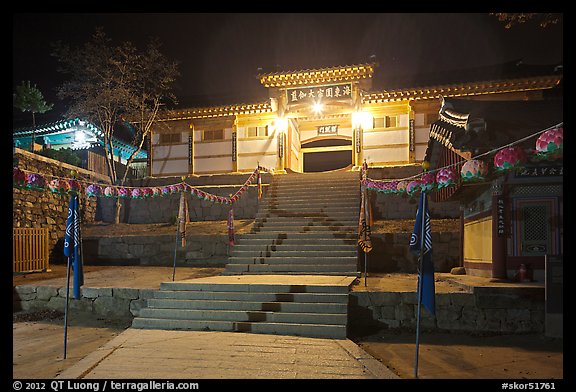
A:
<box><xmin>492</xmin><ymin>179</ymin><xmax>507</xmax><ymax>279</ymax></box>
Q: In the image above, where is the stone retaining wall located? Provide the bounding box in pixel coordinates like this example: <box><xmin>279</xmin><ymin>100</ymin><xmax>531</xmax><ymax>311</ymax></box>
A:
<box><xmin>349</xmin><ymin>286</ymin><xmax>544</xmax><ymax>335</ymax></box>
<box><xmin>83</xmin><ymin>234</ymin><xmax>233</xmax><ymax>266</ymax></box>
<box><xmin>369</xmin><ymin>232</ymin><xmax>460</xmax><ymax>273</ymax></box>
<box><xmin>13</xmin><ymin>149</ymin><xmax>103</xmax><ymax>260</ymax></box>
<box><xmin>14</xmin><ymin>284</ymin><xmax>545</xmax><ymax>336</ymax></box>
<box><xmin>13</xmin><ymin>285</ymin><xmax>154</xmax><ymax>321</ymax></box>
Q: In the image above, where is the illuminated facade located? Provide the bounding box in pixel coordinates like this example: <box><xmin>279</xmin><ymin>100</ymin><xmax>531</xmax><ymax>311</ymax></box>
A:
<box><xmin>149</xmin><ymin>63</ymin><xmax>562</xmax><ymax>177</ymax></box>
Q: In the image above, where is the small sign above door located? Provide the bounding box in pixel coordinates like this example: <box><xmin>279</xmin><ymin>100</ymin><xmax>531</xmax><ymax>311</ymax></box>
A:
<box><xmin>318</xmin><ymin>125</ymin><xmax>338</xmax><ymax>135</ymax></box>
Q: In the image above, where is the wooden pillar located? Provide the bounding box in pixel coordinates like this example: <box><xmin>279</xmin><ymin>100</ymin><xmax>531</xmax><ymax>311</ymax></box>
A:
<box><xmin>491</xmin><ymin>178</ymin><xmax>507</xmax><ymax>279</ymax></box>
<box><xmin>232</xmin><ymin>118</ymin><xmax>238</xmax><ymax>172</ymax></box>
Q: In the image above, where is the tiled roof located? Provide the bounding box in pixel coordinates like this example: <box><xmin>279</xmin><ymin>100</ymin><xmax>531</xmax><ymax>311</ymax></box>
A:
<box><xmin>159</xmin><ymin>102</ymin><xmax>273</xmax><ymax>121</ymax></box>
<box><xmin>363</xmin><ymin>75</ymin><xmax>562</xmax><ymax>103</ymax></box>
<box><xmin>258</xmin><ymin>63</ymin><xmax>376</xmax><ymax>87</ymax></box>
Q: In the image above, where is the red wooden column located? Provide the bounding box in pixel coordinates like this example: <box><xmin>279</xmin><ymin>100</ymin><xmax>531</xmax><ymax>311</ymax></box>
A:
<box><xmin>491</xmin><ymin>178</ymin><xmax>507</xmax><ymax>279</ymax></box>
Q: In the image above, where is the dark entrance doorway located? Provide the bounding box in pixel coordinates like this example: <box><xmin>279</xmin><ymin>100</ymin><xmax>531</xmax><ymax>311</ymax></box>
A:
<box><xmin>301</xmin><ymin>138</ymin><xmax>352</xmax><ymax>172</ymax></box>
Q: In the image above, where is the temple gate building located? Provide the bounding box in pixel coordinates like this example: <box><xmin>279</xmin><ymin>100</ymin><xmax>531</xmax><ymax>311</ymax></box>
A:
<box><xmin>149</xmin><ymin>62</ymin><xmax>562</xmax><ymax>177</ymax></box>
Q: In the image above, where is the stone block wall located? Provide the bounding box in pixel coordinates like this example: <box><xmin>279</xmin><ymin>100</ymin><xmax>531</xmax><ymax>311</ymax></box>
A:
<box><xmin>13</xmin><ymin>149</ymin><xmax>104</xmax><ymax>260</ymax></box>
<box><xmin>349</xmin><ymin>286</ymin><xmax>544</xmax><ymax>336</ymax></box>
<box><xmin>83</xmin><ymin>234</ymin><xmax>234</xmax><ymax>266</ymax></box>
<box><xmin>368</xmin><ymin>232</ymin><xmax>460</xmax><ymax>273</ymax></box>
<box><xmin>13</xmin><ymin>285</ymin><xmax>155</xmax><ymax>321</ymax></box>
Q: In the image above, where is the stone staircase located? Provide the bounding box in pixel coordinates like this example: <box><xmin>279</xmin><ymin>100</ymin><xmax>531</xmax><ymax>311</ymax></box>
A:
<box><xmin>224</xmin><ymin>170</ymin><xmax>361</xmax><ymax>276</ymax></box>
<box><xmin>132</xmin><ymin>170</ymin><xmax>361</xmax><ymax>339</ymax></box>
<box><xmin>131</xmin><ymin>276</ymin><xmax>354</xmax><ymax>339</ymax></box>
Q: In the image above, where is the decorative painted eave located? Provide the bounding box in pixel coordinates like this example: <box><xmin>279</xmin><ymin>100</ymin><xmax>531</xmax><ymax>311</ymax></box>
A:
<box><xmin>159</xmin><ymin>102</ymin><xmax>273</xmax><ymax>121</ymax></box>
<box><xmin>13</xmin><ymin>118</ymin><xmax>104</xmax><ymax>139</ymax></box>
<box><xmin>258</xmin><ymin>63</ymin><xmax>376</xmax><ymax>88</ymax></box>
<box><xmin>362</xmin><ymin>75</ymin><xmax>562</xmax><ymax>103</ymax></box>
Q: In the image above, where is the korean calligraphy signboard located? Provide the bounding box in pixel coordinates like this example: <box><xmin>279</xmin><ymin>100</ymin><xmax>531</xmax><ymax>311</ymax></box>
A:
<box><xmin>286</xmin><ymin>83</ymin><xmax>353</xmax><ymax>104</ymax></box>
<box><xmin>317</xmin><ymin>125</ymin><xmax>338</xmax><ymax>136</ymax></box>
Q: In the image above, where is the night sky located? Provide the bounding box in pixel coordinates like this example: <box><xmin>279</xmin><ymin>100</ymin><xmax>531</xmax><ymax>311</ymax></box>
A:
<box><xmin>12</xmin><ymin>13</ymin><xmax>563</xmax><ymax>127</ymax></box>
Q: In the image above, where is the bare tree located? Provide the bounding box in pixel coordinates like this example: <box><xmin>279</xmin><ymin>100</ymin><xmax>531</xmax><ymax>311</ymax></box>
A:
<box><xmin>490</xmin><ymin>13</ymin><xmax>562</xmax><ymax>29</ymax></box>
<box><xmin>52</xmin><ymin>28</ymin><xmax>179</xmax><ymax>223</ymax></box>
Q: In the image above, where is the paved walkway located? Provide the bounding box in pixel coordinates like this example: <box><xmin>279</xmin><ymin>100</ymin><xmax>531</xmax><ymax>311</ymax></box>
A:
<box><xmin>57</xmin><ymin>328</ymin><xmax>398</xmax><ymax>379</ymax></box>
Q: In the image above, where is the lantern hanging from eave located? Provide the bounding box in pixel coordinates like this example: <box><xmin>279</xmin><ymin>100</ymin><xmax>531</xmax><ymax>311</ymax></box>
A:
<box><xmin>494</xmin><ymin>146</ymin><xmax>528</xmax><ymax>172</ymax></box>
<box><xmin>460</xmin><ymin>159</ymin><xmax>488</xmax><ymax>182</ymax></box>
<box><xmin>535</xmin><ymin>127</ymin><xmax>563</xmax><ymax>159</ymax></box>
<box><xmin>161</xmin><ymin>186</ymin><xmax>171</xmax><ymax>197</ymax></box>
<box><xmin>436</xmin><ymin>167</ymin><xmax>457</xmax><ymax>188</ymax></box>
<box><xmin>131</xmin><ymin>188</ymin><xmax>143</xmax><ymax>199</ymax></box>
<box><xmin>419</xmin><ymin>172</ymin><xmax>436</xmax><ymax>192</ymax></box>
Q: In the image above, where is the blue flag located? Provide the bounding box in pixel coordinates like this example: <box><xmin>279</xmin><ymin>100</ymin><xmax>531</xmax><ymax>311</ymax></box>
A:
<box><xmin>64</xmin><ymin>194</ymin><xmax>84</xmax><ymax>299</ymax></box>
<box><xmin>410</xmin><ymin>191</ymin><xmax>435</xmax><ymax>315</ymax></box>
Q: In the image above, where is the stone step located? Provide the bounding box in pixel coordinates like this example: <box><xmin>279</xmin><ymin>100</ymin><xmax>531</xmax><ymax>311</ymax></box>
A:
<box><xmin>131</xmin><ymin>318</ymin><xmax>347</xmax><ymax>339</ymax></box>
<box><xmin>153</xmin><ymin>290</ymin><xmax>349</xmax><ymax>304</ymax></box>
<box><xmin>159</xmin><ymin>281</ymin><xmax>351</xmax><ymax>294</ymax></box>
<box><xmin>250</xmin><ymin>225</ymin><xmax>356</xmax><ymax>233</ymax></box>
<box><xmin>138</xmin><ymin>308</ymin><xmax>347</xmax><ymax>325</ymax></box>
<box><xmin>255</xmin><ymin>212</ymin><xmax>358</xmax><ymax>220</ymax></box>
<box><xmin>221</xmin><ymin>270</ymin><xmax>361</xmax><ymax>277</ymax></box>
<box><xmin>231</xmin><ymin>249</ymin><xmax>357</xmax><ymax>257</ymax></box>
<box><xmin>263</xmin><ymin>200</ymin><xmax>359</xmax><ymax>208</ymax></box>
<box><xmin>231</xmin><ymin>244</ymin><xmax>356</xmax><ymax>252</ymax></box>
<box><xmin>147</xmin><ymin>299</ymin><xmax>348</xmax><ymax>314</ymax></box>
<box><xmin>233</xmin><ymin>238</ymin><xmax>357</xmax><ymax>246</ymax></box>
<box><xmin>253</xmin><ymin>217</ymin><xmax>358</xmax><ymax>226</ymax></box>
<box><xmin>228</xmin><ymin>256</ymin><xmax>358</xmax><ymax>264</ymax></box>
<box><xmin>224</xmin><ymin>263</ymin><xmax>357</xmax><ymax>274</ymax></box>
<box><xmin>253</xmin><ymin>218</ymin><xmax>358</xmax><ymax>226</ymax></box>
<box><xmin>266</xmin><ymin>189</ymin><xmax>359</xmax><ymax>197</ymax></box>
<box><xmin>238</xmin><ymin>232</ymin><xmax>357</xmax><ymax>240</ymax></box>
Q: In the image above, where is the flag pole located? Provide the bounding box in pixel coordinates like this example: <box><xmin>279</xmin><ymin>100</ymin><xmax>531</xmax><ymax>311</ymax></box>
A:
<box><xmin>172</xmin><ymin>216</ymin><xmax>179</xmax><ymax>282</ymax></box>
<box><xmin>63</xmin><ymin>256</ymin><xmax>71</xmax><ymax>359</ymax></box>
<box><xmin>414</xmin><ymin>191</ymin><xmax>427</xmax><ymax>379</ymax></box>
<box><xmin>364</xmin><ymin>188</ymin><xmax>368</xmax><ymax>287</ymax></box>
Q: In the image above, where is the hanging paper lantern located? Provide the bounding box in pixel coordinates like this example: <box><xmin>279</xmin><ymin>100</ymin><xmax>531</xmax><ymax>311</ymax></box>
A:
<box><xmin>86</xmin><ymin>184</ymin><xmax>101</xmax><ymax>197</ymax></box>
<box><xmin>161</xmin><ymin>186</ymin><xmax>171</xmax><ymax>196</ymax></box>
<box><xmin>396</xmin><ymin>180</ymin><xmax>408</xmax><ymax>194</ymax></box>
<box><xmin>67</xmin><ymin>179</ymin><xmax>81</xmax><ymax>194</ymax></box>
<box><xmin>47</xmin><ymin>179</ymin><xmax>71</xmax><ymax>195</ymax></box>
<box><xmin>141</xmin><ymin>187</ymin><xmax>153</xmax><ymax>198</ymax></box>
<box><xmin>168</xmin><ymin>185</ymin><xmax>178</xmax><ymax>194</ymax></box>
<box><xmin>436</xmin><ymin>167</ymin><xmax>457</xmax><ymax>188</ymax></box>
<box><xmin>48</xmin><ymin>179</ymin><xmax>62</xmax><ymax>194</ymax></box>
<box><xmin>174</xmin><ymin>183</ymin><xmax>184</xmax><ymax>193</ymax></box>
<box><xmin>493</xmin><ymin>146</ymin><xmax>527</xmax><ymax>172</ymax></box>
<box><xmin>104</xmin><ymin>186</ymin><xmax>117</xmax><ymax>198</ymax></box>
<box><xmin>151</xmin><ymin>187</ymin><xmax>161</xmax><ymax>197</ymax></box>
<box><xmin>13</xmin><ymin>168</ymin><xmax>27</xmax><ymax>188</ymax></box>
<box><xmin>535</xmin><ymin>127</ymin><xmax>563</xmax><ymax>159</ymax></box>
<box><xmin>131</xmin><ymin>188</ymin><xmax>143</xmax><ymax>199</ymax></box>
<box><xmin>117</xmin><ymin>187</ymin><xmax>130</xmax><ymax>198</ymax></box>
<box><xmin>420</xmin><ymin>173</ymin><xmax>436</xmax><ymax>192</ymax></box>
<box><xmin>26</xmin><ymin>173</ymin><xmax>46</xmax><ymax>190</ymax></box>
<box><xmin>461</xmin><ymin>159</ymin><xmax>488</xmax><ymax>182</ymax></box>
<box><xmin>385</xmin><ymin>181</ymin><xmax>398</xmax><ymax>194</ymax></box>
<box><xmin>406</xmin><ymin>179</ymin><xmax>422</xmax><ymax>196</ymax></box>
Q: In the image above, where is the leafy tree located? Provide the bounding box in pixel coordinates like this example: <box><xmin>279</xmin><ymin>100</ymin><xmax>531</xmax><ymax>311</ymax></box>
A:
<box><xmin>13</xmin><ymin>81</ymin><xmax>54</xmax><ymax>150</ymax></box>
<box><xmin>51</xmin><ymin>28</ymin><xmax>179</xmax><ymax>223</ymax></box>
